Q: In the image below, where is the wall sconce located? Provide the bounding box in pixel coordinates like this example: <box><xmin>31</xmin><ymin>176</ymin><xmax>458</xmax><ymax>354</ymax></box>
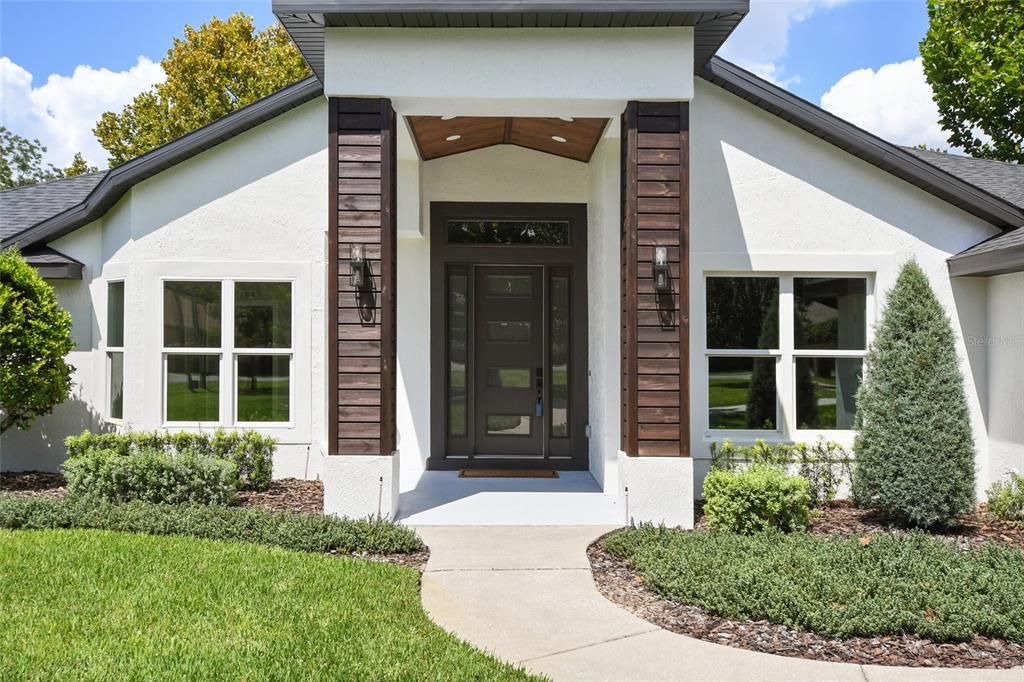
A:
<box><xmin>349</xmin><ymin>244</ymin><xmax>369</xmax><ymax>289</ymax></box>
<box><xmin>653</xmin><ymin>246</ymin><xmax>671</xmax><ymax>292</ymax></box>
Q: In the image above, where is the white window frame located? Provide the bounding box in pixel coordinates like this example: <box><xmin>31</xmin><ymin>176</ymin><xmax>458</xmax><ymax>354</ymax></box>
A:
<box><xmin>703</xmin><ymin>273</ymin><xmax>873</xmax><ymax>441</ymax></box>
<box><xmin>105</xmin><ymin>279</ymin><xmax>126</xmax><ymax>425</ymax></box>
<box><xmin>161</xmin><ymin>277</ymin><xmax>295</xmax><ymax>428</ymax></box>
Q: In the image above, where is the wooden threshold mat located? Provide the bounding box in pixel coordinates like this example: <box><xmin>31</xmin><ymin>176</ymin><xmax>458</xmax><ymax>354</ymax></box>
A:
<box><xmin>459</xmin><ymin>469</ymin><xmax>559</xmax><ymax>479</ymax></box>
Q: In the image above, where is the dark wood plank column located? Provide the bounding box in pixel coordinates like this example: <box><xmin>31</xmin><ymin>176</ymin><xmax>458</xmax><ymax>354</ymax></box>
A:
<box><xmin>621</xmin><ymin>101</ymin><xmax>690</xmax><ymax>457</ymax></box>
<box><xmin>329</xmin><ymin>97</ymin><xmax>397</xmax><ymax>457</ymax></box>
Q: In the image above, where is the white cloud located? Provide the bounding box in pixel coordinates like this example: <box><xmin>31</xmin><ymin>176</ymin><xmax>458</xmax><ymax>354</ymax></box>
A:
<box><xmin>820</xmin><ymin>57</ymin><xmax>950</xmax><ymax>150</ymax></box>
<box><xmin>719</xmin><ymin>0</ymin><xmax>850</xmax><ymax>83</ymax></box>
<box><xmin>0</xmin><ymin>56</ymin><xmax>165</xmax><ymax>170</ymax></box>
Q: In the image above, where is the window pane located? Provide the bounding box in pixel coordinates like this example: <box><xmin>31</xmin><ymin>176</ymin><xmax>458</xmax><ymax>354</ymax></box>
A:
<box><xmin>487</xmin><ymin>321</ymin><xmax>532</xmax><ymax>343</ymax></box>
<box><xmin>448</xmin><ymin>274</ymin><xmax>467</xmax><ymax>437</ymax></box>
<box><xmin>708</xmin><ymin>357</ymin><xmax>777</xmax><ymax>430</ymax></box>
<box><xmin>108</xmin><ymin>352</ymin><xmax>123</xmax><ymax>420</ymax></box>
<box><xmin>487</xmin><ymin>368</ymin><xmax>532</xmax><ymax>388</ymax></box>
<box><xmin>237</xmin><ymin>355</ymin><xmax>290</xmax><ymax>422</ymax></box>
<box><xmin>164</xmin><ymin>282</ymin><xmax>221</xmax><ymax>348</ymax></box>
<box><xmin>166</xmin><ymin>354</ymin><xmax>219</xmax><ymax>422</ymax></box>
<box><xmin>486</xmin><ymin>275</ymin><xmax>532</xmax><ymax>298</ymax></box>
<box><xmin>796</xmin><ymin>357</ymin><xmax>862</xmax><ymax>429</ymax></box>
<box><xmin>107</xmin><ymin>281</ymin><xmax>124</xmax><ymax>347</ymax></box>
<box><xmin>794</xmin><ymin>278</ymin><xmax>867</xmax><ymax>350</ymax></box>
<box><xmin>235</xmin><ymin>282</ymin><xmax>292</xmax><ymax>348</ymax></box>
<box><xmin>448</xmin><ymin>220</ymin><xmax>569</xmax><ymax>245</ymax></box>
<box><xmin>486</xmin><ymin>415</ymin><xmax>532</xmax><ymax>436</ymax></box>
<box><xmin>706</xmin><ymin>277</ymin><xmax>779</xmax><ymax>349</ymax></box>
<box><xmin>551</xmin><ymin>276</ymin><xmax>570</xmax><ymax>438</ymax></box>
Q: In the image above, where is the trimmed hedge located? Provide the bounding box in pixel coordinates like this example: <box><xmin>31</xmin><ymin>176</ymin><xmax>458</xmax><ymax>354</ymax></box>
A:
<box><xmin>65</xmin><ymin>429</ymin><xmax>274</xmax><ymax>491</ymax></box>
<box><xmin>703</xmin><ymin>464</ymin><xmax>812</xmax><ymax>533</ymax></box>
<box><xmin>988</xmin><ymin>473</ymin><xmax>1024</xmax><ymax>522</ymax></box>
<box><xmin>0</xmin><ymin>494</ymin><xmax>424</xmax><ymax>555</ymax></box>
<box><xmin>601</xmin><ymin>526</ymin><xmax>1024</xmax><ymax>643</ymax></box>
<box><xmin>63</xmin><ymin>448</ymin><xmax>238</xmax><ymax>506</ymax></box>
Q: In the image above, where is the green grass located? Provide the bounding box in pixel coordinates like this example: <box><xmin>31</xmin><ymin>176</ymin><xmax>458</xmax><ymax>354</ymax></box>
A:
<box><xmin>708</xmin><ymin>374</ymin><xmax>751</xmax><ymax>408</ymax></box>
<box><xmin>602</xmin><ymin>526</ymin><xmax>1024</xmax><ymax>643</ymax></box>
<box><xmin>0</xmin><ymin>529</ymin><xmax>537</xmax><ymax>681</ymax></box>
<box><xmin>166</xmin><ymin>381</ymin><xmax>219</xmax><ymax>422</ymax></box>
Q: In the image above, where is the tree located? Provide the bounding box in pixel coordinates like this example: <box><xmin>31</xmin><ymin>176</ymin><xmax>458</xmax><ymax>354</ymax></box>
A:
<box><xmin>94</xmin><ymin>13</ymin><xmax>310</xmax><ymax>166</ymax></box>
<box><xmin>63</xmin><ymin>152</ymin><xmax>98</xmax><ymax>178</ymax></box>
<box><xmin>0</xmin><ymin>250</ymin><xmax>75</xmax><ymax>433</ymax></box>
<box><xmin>920</xmin><ymin>0</ymin><xmax>1024</xmax><ymax>163</ymax></box>
<box><xmin>852</xmin><ymin>261</ymin><xmax>975</xmax><ymax>528</ymax></box>
<box><xmin>0</xmin><ymin>128</ymin><xmax>63</xmax><ymax>189</ymax></box>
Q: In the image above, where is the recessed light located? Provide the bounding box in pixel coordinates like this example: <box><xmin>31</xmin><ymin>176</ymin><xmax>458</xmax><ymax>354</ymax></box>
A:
<box><xmin>551</xmin><ymin>135</ymin><xmax>567</xmax><ymax>143</ymax></box>
<box><xmin>446</xmin><ymin>134</ymin><xmax>462</xmax><ymax>142</ymax></box>
<box><xmin>441</xmin><ymin>115</ymin><xmax>457</xmax><ymax>121</ymax></box>
<box><xmin>558</xmin><ymin>116</ymin><xmax>575</xmax><ymax>122</ymax></box>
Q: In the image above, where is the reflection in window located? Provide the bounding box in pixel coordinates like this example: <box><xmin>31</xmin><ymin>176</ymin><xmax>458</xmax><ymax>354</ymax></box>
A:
<box><xmin>706</xmin><ymin>277</ymin><xmax>780</xmax><ymax>349</ymax></box>
<box><xmin>487</xmin><ymin>321</ymin><xmax>532</xmax><ymax>343</ymax></box>
<box><xmin>107</xmin><ymin>281</ymin><xmax>125</xmax><ymax>420</ymax></box>
<box><xmin>108</xmin><ymin>352</ymin><xmax>124</xmax><ymax>420</ymax></box>
<box><xmin>487</xmin><ymin>368</ymin><xmax>532</xmax><ymax>389</ymax></box>
<box><xmin>448</xmin><ymin>274</ymin><xmax>467</xmax><ymax>437</ymax></box>
<box><xmin>164</xmin><ymin>281</ymin><xmax>221</xmax><ymax>348</ymax></box>
<box><xmin>235</xmin><ymin>282</ymin><xmax>292</xmax><ymax>348</ymax></box>
<box><xmin>486</xmin><ymin>275</ymin><xmax>532</xmax><ymax>298</ymax></box>
<box><xmin>486</xmin><ymin>415</ymin><xmax>532</xmax><ymax>436</ymax></box>
<box><xmin>166</xmin><ymin>354</ymin><xmax>219</xmax><ymax>422</ymax></box>
<box><xmin>796</xmin><ymin>357</ymin><xmax>862</xmax><ymax>429</ymax></box>
<box><xmin>708</xmin><ymin>357</ymin><xmax>777</xmax><ymax>430</ymax></box>
<box><xmin>237</xmin><ymin>355</ymin><xmax>290</xmax><ymax>422</ymax></box>
<box><xmin>794</xmin><ymin>278</ymin><xmax>867</xmax><ymax>350</ymax></box>
<box><xmin>107</xmin><ymin>281</ymin><xmax>124</xmax><ymax>347</ymax></box>
<box><xmin>448</xmin><ymin>220</ymin><xmax>570</xmax><ymax>245</ymax></box>
<box><xmin>551</xmin><ymin>276</ymin><xmax>569</xmax><ymax>438</ymax></box>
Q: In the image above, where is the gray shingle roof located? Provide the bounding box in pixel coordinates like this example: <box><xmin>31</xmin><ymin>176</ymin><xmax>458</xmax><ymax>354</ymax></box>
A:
<box><xmin>0</xmin><ymin>172</ymin><xmax>108</xmax><ymax>240</ymax></box>
<box><xmin>902</xmin><ymin>147</ymin><xmax>1024</xmax><ymax>210</ymax></box>
<box><xmin>20</xmin><ymin>245</ymin><xmax>85</xmax><ymax>279</ymax></box>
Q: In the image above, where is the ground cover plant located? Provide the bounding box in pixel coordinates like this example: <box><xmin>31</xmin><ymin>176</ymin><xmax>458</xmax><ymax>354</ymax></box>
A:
<box><xmin>601</xmin><ymin>525</ymin><xmax>1024</xmax><ymax>644</ymax></box>
<box><xmin>0</xmin><ymin>494</ymin><xmax>422</xmax><ymax>556</ymax></box>
<box><xmin>987</xmin><ymin>473</ymin><xmax>1024</xmax><ymax>522</ymax></box>
<box><xmin>0</xmin><ymin>529</ymin><xmax>535</xmax><ymax>681</ymax></box>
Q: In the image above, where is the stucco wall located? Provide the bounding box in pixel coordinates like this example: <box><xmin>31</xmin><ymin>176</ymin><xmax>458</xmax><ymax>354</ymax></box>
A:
<box><xmin>1</xmin><ymin>99</ymin><xmax>328</xmax><ymax>476</ymax></box>
<box><xmin>986</xmin><ymin>272</ymin><xmax>1024</xmax><ymax>482</ymax></box>
<box><xmin>688</xmin><ymin>78</ymin><xmax>1001</xmax><ymax>497</ymax></box>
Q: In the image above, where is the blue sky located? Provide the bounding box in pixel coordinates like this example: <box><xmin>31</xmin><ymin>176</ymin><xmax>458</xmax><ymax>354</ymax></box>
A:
<box><xmin>0</xmin><ymin>0</ymin><xmax>945</xmax><ymax>168</ymax></box>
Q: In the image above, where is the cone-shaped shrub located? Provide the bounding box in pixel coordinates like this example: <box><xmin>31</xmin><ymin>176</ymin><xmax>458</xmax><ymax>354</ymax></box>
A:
<box><xmin>852</xmin><ymin>260</ymin><xmax>975</xmax><ymax>527</ymax></box>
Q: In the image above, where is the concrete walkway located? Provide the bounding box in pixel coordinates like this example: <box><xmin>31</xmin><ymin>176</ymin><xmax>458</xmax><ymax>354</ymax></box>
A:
<box><xmin>418</xmin><ymin>526</ymin><xmax>1023</xmax><ymax>682</ymax></box>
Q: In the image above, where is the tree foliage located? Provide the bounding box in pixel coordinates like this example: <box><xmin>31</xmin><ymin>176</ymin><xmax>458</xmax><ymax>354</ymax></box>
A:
<box><xmin>63</xmin><ymin>153</ymin><xmax>97</xmax><ymax>178</ymax></box>
<box><xmin>0</xmin><ymin>128</ymin><xmax>63</xmax><ymax>189</ymax></box>
<box><xmin>0</xmin><ymin>250</ymin><xmax>75</xmax><ymax>433</ymax></box>
<box><xmin>920</xmin><ymin>0</ymin><xmax>1024</xmax><ymax>163</ymax></box>
<box><xmin>93</xmin><ymin>13</ymin><xmax>310</xmax><ymax>166</ymax></box>
<box><xmin>852</xmin><ymin>260</ymin><xmax>975</xmax><ymax>528</ymax></box>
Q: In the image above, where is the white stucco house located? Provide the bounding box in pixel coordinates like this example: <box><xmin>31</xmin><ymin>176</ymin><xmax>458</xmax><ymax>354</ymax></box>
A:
<box><xmin>1</xmin><ymin>1</ymin><xmax>1022</xmax><ymax>526</ymax></box>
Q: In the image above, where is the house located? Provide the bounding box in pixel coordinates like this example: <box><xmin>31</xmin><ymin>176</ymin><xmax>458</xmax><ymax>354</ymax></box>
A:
<box><xmin>2</xmin><ymin>1</ymin><xmax>1022</xmax><ymax>527</ymax></box>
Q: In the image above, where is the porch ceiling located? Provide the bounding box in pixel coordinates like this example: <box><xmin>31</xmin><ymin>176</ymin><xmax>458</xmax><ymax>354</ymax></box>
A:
<box><xmin>407</xmin><ymin>116</ymin><xmax>609</xmax><ymax>162</ymax></box>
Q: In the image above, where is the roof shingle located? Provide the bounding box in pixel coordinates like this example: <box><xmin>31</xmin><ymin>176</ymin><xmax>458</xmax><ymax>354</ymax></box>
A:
<box><xmin>0</xmin><ymin>172</ymin><xmax>108</xmax><ymax>240</ymax></box>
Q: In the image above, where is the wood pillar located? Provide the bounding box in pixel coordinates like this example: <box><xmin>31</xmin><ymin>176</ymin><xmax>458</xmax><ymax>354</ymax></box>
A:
<box><xmin>621</xmin><ymin>101</ymin><xmax>690</xmax><ymax>457</ymax></box>
<box><xmin>329</xmin><ymin>97</ymin><xmax>397</xmax><ymax>456</ymax></box>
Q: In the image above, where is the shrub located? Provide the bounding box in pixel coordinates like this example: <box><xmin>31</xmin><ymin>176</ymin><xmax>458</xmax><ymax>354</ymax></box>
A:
<box><xmin>852</xmin><ymin>261</ymin><xmax>975</xmax><ymax>528</ymax></box>
<box><xmin>601</xmin><ymin>526</ymin><xmax>1024</xmax><ymax>643</ymax></box>
<box><xmin>0</xmin><ymin>249</ymin><xmax>75</xmax><ymax>434</ymax></box>
<box><xmin>987</xmin><ymin>473</ymin><xmax>1024</xmax><ymax>522</ymax></box>
<box><xmin>63</xmin><ymin>448</ymin><xmax>238</xmax><ymax>505</ymax></box>
<box><xmin>702</xmin><ymin>465</ymin><xmax>812</xmax><ymax>533</ymax></box>
<box><xmin>0</xmin><ymin>494</ymin><xmax>424</xmax><ymax>555</ymax></box>
<box><xmin>65</xmin><ymin>429</ymin><xmax>275</xmax><ymax>490</ymax></box>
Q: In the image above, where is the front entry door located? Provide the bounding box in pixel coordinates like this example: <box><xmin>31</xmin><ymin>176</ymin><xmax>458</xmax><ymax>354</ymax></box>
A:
<box><xmin>474</xmin><ymin>266</ymin><xmax>545</xmax><ymax>456</ymax></box>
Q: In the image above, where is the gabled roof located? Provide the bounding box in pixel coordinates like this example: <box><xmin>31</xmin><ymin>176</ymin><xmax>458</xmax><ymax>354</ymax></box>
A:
<box><xmin>0</xmin><ymin>172</ymin><xmax>108</xmax><ymax>241</ymax></box>
<box><xmin>274</xmin><ymin>1</ymin><xmax>750</xmax><ymax>80</ymax></box>
<box><xmin>0</xmin><ymin>76</ymin><xmax>323</xmax><ymax>254</ymax></box>
<box><xmin>948</xmin><ymin>227</ymin><xmax>1024</xmax><ymax>277</ymax></box>
<box><xmin>902</xmin><ymin>147</ymin><xmax>1024</xmax><ymax>210</ymax></box>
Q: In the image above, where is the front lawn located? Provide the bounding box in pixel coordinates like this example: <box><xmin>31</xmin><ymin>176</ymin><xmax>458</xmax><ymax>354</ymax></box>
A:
<box><xmin>0</xmin><ymin>529</ymin><xmax>536</xmax><ymax>681</ymax></box>
<box><xmin>601</xmin><ymin>526</ymin><xmax>1024</xmax><ymax>644</ymax></box>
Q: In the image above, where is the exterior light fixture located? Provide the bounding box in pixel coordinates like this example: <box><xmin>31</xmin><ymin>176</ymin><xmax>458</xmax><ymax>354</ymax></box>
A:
<box><xmin>446</xmin><ymin>134</ymin><xmax>462</xmax><ymax>141</ymax></box>
<box><xmin>350</xmin><ymin>243</ymin><xmax>368</xmax><ymax>288</ymax></box>
<box><xmin>551</xmin><ymin>135</ymin><xmax>567</xmax><ymax>143</ymax></box>
<box><xmin>653</xmin><ymin>246</ymin><xmax>671</xmax><ymax>292</ymax></box>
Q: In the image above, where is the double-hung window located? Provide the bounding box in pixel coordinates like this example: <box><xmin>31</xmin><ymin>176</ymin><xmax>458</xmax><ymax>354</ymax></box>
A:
<box><xmin>163</xmin><ymin>279</ymin><xmax>292</xmax><ymax>425</ymax></box>
<box><xmin>106</xmin><ymin>281</ymin><xmax>125</xmax><ymax>421</ymax></box>
<box><xmin>705</xmin><ymin>275</ymin><xmax>868</xmax><ymax>434</ymax></box>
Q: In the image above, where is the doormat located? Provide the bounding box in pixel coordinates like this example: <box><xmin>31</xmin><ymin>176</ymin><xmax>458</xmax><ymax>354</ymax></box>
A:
<box><xmin>459</xmin><ymin>469</ymin><xmax>559</xmax><ymax>479</ymax></box>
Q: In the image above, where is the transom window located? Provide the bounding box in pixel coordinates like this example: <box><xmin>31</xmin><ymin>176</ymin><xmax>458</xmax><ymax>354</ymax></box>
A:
<box><xmin>705</xmin><ymin>275</ymin><xmax>868</xmax><ymax>434</ymax></box>
<box><xmin>447</xmin><ymin>220</ymin><xmax>570</xmax><ymax>246</ymax></box>
<box><xmin>162</xmin><ymin>279</ymin><xmax>292</xmax><ymax>425</ymax></box>
<box><xmin>106</xmin><ymin>281</ymin><xmax>125</xmax><ymax>421</ymax></box>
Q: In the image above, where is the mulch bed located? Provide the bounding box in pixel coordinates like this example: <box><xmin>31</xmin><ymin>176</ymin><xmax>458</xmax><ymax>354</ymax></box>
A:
<box><xmin>589</xmin><ymin>543</ymin><xmax>1024</xmax><ymax>669</ymax></box>
<box><xmin>1</xmin><ymin>472</ymin><xmax>429</xmax><ymax>571</ymax></box>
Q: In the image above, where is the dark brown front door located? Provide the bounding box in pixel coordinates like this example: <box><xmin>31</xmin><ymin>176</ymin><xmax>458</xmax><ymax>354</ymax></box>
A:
<box><xmin>473</xmin><ymin>266</ymin><xmax>545</xmax><ymax>457</ymax></box>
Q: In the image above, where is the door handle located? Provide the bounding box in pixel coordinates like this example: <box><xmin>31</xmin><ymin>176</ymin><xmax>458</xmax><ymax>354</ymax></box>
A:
<box><xmin>535</xmin><ymin>367</ymin><xmax>544</xmax><ymax>416</ymax></box>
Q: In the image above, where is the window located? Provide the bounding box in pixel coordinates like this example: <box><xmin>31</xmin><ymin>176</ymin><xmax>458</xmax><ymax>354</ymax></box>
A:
<box><xmin>447</xmin><ymin>220</ymin><xmax>570</xmax><ymax>246</ymax></box>
<box><xmin>106</xmin><ymin>281</ymin><xmax>125</xmax><ymax>421</ymax></box>
<box><xmin>705</xmin><ymin>275</ymin><xmax>868</xmax><ymax>433</ymax></box>
<box><xmin>163</xmin><ymin>280</ymin><xmax>292</xmax><ymax>425</ymax></box>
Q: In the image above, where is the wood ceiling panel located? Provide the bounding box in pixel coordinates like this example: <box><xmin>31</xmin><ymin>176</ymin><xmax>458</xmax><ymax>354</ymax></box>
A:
<box><xmin>408</xmin><ymin>116</ymin><xmax>610</xmax><ymax>163</ymax></box>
